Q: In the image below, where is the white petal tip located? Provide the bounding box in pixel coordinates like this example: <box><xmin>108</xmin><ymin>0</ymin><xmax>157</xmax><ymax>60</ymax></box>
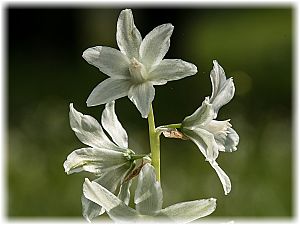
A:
<box><xmin>224</xmin><ymin>189</ymin><xmax>231</xmax><ymax>195</ymax></box>
<box><xmin>193</xmin><ymin>65</ymin><xmax>198</xmax><ymax>73</ymax></box>
<box><xmin>69</xmin><ymin>103</ymin><xmax>76</xmax><ymax>113</ymax></box>
<box><xmin>86</xmin><ymin>101</ymin><xmax>92</xmax><ymax>107</ymax></box>
<box><xmin>213</xmin><ymin>60</ymin><xmax>218</xmax><ymax>65</ymax></box>
<box><xmin>141</xmin><ymin>113</ymin><xmax>148</xmax><ymax>119</ymax></box>
<box><xmin>161</xmin><ymin>23</ymin><xmax>174</xmax><ymax>32</ymax></box>
<box><xmin>121</xmin><ymin>8</ymin><xmax>132</xmax><ymax>13</ymax></box>
<box><xmin>82</xmin><ymin>47</ymin><xmax>102</xmax><ymax>61</ymax></box>
<box><xmin>209</xmin><ymin>198</ymin><xmax>217</xmax><ymax>204</ymax></box>
<box><xmin>84</xmin><ymin>178</ymin><xmax>91</xmax><ymax>184</ymax></box>
<box><xmin>63</xmin><ymin>163</ymin><xmax>70</xmax><ymax>174</ymax></box>
<box><xmin>86</xmin><ymin>98</ymin><xmax>97</xmax><ymax>107</ymax></box>
<box><xmin>203</xmin><ymin>96</ymin><xmax>211</xmax><ymax>104</ymax></box>
<box><xmin>63</xmin><ymin>159</ymin><xmax>74</xmax><ymax>175</ymax></box>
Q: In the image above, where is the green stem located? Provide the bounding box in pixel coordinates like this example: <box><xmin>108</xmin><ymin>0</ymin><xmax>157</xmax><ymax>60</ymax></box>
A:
<box><xmin>161</xmin><ymin>123</ymin><xmax>182</xmax><ymax>129</ymax></box>
<box><xmin>130</xmin><ymin>154</ymin><xmax>148</xmax><ymax>160</ymax></box>
<box><xmin>148</xmin><ymin>104</ymin><xmax>161</xmax><ymax>181</ymax></box>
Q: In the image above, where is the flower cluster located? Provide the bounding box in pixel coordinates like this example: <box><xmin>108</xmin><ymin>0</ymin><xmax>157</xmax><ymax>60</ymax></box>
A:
<box><xmin>63</xmin><ymin>8</ymin><xmax>239</xmax><ymax>223</ymax></box>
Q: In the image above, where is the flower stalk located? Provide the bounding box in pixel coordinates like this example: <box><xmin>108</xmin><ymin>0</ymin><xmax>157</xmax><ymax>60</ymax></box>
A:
<box><xmin>63</xmin><ymin>8</ymin><xmax>240</xmax><ymax>222</ymax></box>
<box><xmin>147</xmin><ymin>104</ymin><xmax>161</xmax><ymax>181</ymax></box>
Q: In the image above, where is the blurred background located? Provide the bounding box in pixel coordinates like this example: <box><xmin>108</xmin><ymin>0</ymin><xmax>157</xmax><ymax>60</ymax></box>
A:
<box><xmin>7</xmin><ymin>5</ymin><xmax>293</xmax><ymax>220</ymax></box>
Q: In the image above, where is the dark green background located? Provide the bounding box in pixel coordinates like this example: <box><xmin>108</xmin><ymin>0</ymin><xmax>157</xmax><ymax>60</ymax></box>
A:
<box><xmin>8</xmin><ymin>6</ymin><xmax>293</xmax><ymax>220</ymax></box>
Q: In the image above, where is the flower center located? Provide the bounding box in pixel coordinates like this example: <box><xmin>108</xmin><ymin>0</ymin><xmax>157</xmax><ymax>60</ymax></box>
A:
<box><xmin>129</xmin><ymin>58</ymin><xmax>147</xmax><ymax>83</ymax></box>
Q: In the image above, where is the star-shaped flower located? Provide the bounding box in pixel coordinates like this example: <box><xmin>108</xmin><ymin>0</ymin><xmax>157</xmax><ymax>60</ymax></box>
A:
<box><xmin>83</xmin><ymin>163</ymin><xmax>217</xmax><ymax>223</ymax></box>
<box><xmin>63</xmin><ymin>101</ymin><xmax>139</xmax><ymax>221</ymax></box>
<box><xmin>181</xmin><ymin>60</ymin><xmax>239</xmax><ymax>195</ymax></box>
<box><xmin>82</xmin><ymin>9</ymin><xmax>197</xmax><ymax>118</ymax></box>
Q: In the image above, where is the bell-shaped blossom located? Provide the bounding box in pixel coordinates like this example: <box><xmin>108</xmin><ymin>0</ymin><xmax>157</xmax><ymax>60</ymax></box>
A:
<box><xmin>63</xmin><ymin>101</ymin><xmax>137</xmax><ymax>221</ymax></box>
<box><xmin>83</xmin><ymin>163</ymin><xmax>217</xmax><ymax>223</ymax></box>
<box><xmin>82</xmin><ymin>9</ymin><xmax>197</xmax><ymax>118</ymax></box>
<box><xmin>182</xmin><ymin>98</ymin><xmax>239</xmax><ymax>195</ymax></box>
<box><xmin>170</xmin><ymin>61</ymin><xmax>239</xmax><ymax>195</ymax></box>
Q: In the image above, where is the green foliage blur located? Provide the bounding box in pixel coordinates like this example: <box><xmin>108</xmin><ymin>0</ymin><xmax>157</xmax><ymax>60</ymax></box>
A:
<box><xmin>8</xmin><ymin>6</ymin><xmax>293</xmax><ymax>219</ymax></box>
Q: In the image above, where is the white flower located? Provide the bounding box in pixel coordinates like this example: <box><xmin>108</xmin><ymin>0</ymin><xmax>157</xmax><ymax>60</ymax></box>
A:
<box><xmin>63</xmin><ymin>101</ymin><xmax>137</xmax><ymax>221</ymax></box>
<box><xmin>82</xmin><ymin>9</ymin><xmax>197</xmax><ymax>118</ymax></box>
<box><xmin>83</xmin><ymin>163</ymin><xmax>217</xmax><ymax>223</ymax></box>
<box><xmin>181</xmin><ymin>61</ymin><xmax>239</xmax><ymax>195</ymax></box>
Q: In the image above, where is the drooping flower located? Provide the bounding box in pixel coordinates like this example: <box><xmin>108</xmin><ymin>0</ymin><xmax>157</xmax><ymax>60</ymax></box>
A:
<box><xmin>82</xmin><ymin>9</ymin><xmax>197</xmax><ymax>118</ymax></box>
<box><xmin>181</xmin><ymin>60</ymin><xmax>239</xmax><ymax>195</ymax></box>
<box><xmin>83</xmin><ymin>163</ymin><xmax>217</xmax><ymax>223</ymax></box>
<box><xmin>158</xmin><ymin>60</ymin><xmax>239</xmax><ymax>195</ymax></box>
<box><xmin>63</xmin><ymin>101</ymin><xmax>139</xmax><ymax>221</ymax></box>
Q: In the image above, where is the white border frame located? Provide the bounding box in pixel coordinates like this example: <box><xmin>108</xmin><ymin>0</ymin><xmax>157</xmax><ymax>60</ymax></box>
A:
<box><xmin>0</xmin><ymin>1</ymin><xmax>297</xmax><ymax>225</ymax></box>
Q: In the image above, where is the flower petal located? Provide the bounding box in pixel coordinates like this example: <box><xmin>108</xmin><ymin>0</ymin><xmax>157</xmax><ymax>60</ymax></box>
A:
<box><xmin>82</xmin><ymin>164</ymin><xmax>134</xmax><ymax>221</ymax></box>
<box><xmin>83</xmin><ymin>178</ymin><xmax>140</xmax><ymax>222</ymax></box>
<box><xmin>182</xmin><ymin>97</ymin><xmax>214</xmax><ymax>129</ymax></box>
<box><xmin>69</xmin><ymin>103</ymin><xmax>117</xmax><ymax>149</ymax></box>
<box><xmin>182</xmin><ymin>128</ymin><xmax>219</xmax><ymax>161</ymax></box>
<box><xmin>209</xmin><ymin>160</ymin><xmax>231</xmax><ymax>195</ymax></box>
<box><xmin>205</xmin><ymin>119</ymin><xmax>232</xmax><ymax>152</ymax></box>
<box><xmin>101</xmin><ymin>101</ymin><xmax>128</xmax><ymax>148</ymax></box>
<box><xmin>139</xmin><ymin>24</ymin><xmax>174</xmax><ymax>69</ymax></box>
<box><xmin>159</xmin><ymin>198</ymin><xmax>217</xmax><ymax>223</ymax></box>
<box><xmin>63</xmin><ymin>147</ymin><xmax>130</xmax><ymax>175</ymax></box>
<box><xmin>149</xmin><ymin>59</ymin><xmax>197</xmax><ymax>85</ymax></box>
<box><xmin>117</xmin><ymin>180</ymin><xmax>132</xmax><ymax>205</ymax></box>
<box><xmin>134</xmin><ymin>163</ymin><xmax>163</xmax><ymax>215</ymax></box>
<box><xmin>206</xmin><ymin>120</ymin><xmax>232</xmax><ymax>135</ymax></box>
<box><xmin>210</xmin><ymin>60</ymin><xmax>226</xmax><ymax>100</ymax></box>
<box><xmin>117</xmin><ymin>9</ymin><xmax>142</xmax><ymax>59</ymax></box>
<box><xmin>86</xmin><ymin>78</ymin><xmax>132</xmax><ymax>107</ymax></box>
<box><xmin>208</xmin><ymin>120</ymin><xmax>239</xmax><ymax>152</ymax></box>
<box><xmin>128</xmin><ymin>82</ymin><xmax>155</xmax><ymax>118</ymax></box>
<box><xmin>82</xmin><ymin>46</ymin><xmax>130</xmax><ymax>78</ymax></box>
<box><xmin>223</xmin><ymin>127</ymin><xmax>239</xmax><ymax>152</ymax></box>
<box><xmin>209</xmin><ymin>60</ymin><xmax>235</xmax><ymax>118</ymax></box>
<box><xmin>82</xmin><ymin>194</ymin><xmax>104</xmax><ymax>222</ymax></box>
